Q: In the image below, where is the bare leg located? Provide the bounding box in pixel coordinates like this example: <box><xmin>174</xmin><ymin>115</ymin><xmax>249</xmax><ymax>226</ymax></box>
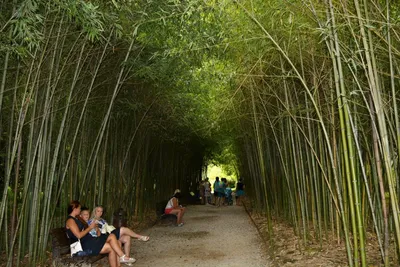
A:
<box><xmin>120</xmin><ymin>235</ymin><xmax>131</xmax><ymax>257</ymax></box>
<box><xmin>177</xmin><ymin>210</ymin><xmax>183</xmax><ymax>224</ymax></box>
<box><xmin>117</xmin><ymin>240</ymin><xmax>124</xmax><ymax>258</ymax></box>
<box><xmin>170</xmin><ymin>209</ymin><xmax>185</xmax><ymax>224</ymax></box>
<box><xmin>216</xmin><ymin>197</ymin><xmax>221</xmax><ymax>207</ymax></box>
<box><xmin>106</xmin><ymin>234</ymin><xmax>125</xmax><ymax>257</ymax></box>
<box><xmin>180</xmin><ymin>207</ymin><xmax>186</xmax><ymax>222</ymax></box>
<box><xmin>178</xmin><ymin>211</ymin><xmax>183</xmax><ymax>224</ymax></box>
<box><xmin>100</xmin><ymin>243</ymin><xmax>118</xmax><ymax>267</ymax></box>
<box><xmin>120</xmin><ymin>226</ymin><xmax>142</xmax><ymax>239</ymax></box>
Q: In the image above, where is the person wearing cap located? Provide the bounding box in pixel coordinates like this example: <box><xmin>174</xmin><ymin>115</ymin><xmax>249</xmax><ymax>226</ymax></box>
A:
<box><xmin>165</xmin><ymin>189</ymin><xmax>186</xmax><ymax>227</ymax></box>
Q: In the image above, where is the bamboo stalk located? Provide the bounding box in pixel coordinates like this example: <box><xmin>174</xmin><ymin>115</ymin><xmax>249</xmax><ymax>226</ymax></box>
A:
<box><xmin>354</xmin><ymin>0</ymin><xmax>400</xmax><ymax>259</ymax></box>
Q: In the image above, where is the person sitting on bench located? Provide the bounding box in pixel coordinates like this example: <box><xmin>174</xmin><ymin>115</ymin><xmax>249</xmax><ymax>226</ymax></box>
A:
<box><xmin>90</xmin><ymin>205</ymin><xmax>149</xmax><ymax>260</ymax></box>
<box><xmin>80</xmin><ymin>207</ymin><xmax>100</xmax><ymax>238</ymax></box>
<box><xmin>66</xmin><ymin>200</ymin><xmax>136</xmax><ymax>266</ymax></box>
<box><xmin>165</xmin><ymin>189</ymin><xmax>186</xmax><ymax>227</ymax></box>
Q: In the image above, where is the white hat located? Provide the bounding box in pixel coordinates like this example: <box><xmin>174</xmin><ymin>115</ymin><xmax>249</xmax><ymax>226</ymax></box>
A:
<box><xmin>174</xmin><ymin>189</ymin><xmax>181</xmax><ymax>194</ymax></box>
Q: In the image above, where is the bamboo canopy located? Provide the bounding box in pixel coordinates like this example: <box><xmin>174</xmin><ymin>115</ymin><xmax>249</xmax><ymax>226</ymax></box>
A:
<box><xmin>1</xmin><ymin>0</ymin><xmax>400</xmax><ymax>266</ymax></box>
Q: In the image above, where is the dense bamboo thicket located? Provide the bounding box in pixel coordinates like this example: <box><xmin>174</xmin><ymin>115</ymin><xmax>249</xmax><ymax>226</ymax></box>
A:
<box><xmin>1</xmin><ymin>0</ymin><xmax>400</xmax><ymax>266</ymax></box>
<box><xmin>230</xmin><ymin>1</ymin><xmax>400</xmax><ymax>266</ymax></box>
<box><xmin>0</xmin><ymin>1</ymin><xmax>217</xmax><ymax>265</ymax></box>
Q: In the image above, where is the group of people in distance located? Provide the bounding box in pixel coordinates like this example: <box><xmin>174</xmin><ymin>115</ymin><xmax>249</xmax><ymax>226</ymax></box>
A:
<box><xmin>199</xmin><ymin>177</ymin><xmax>245</xmax><ymax>207</ymax></box>
<box><xmin>66</xmin><ymin>201</ymin><xmax>149</xmax><ymax>266</ymax></box>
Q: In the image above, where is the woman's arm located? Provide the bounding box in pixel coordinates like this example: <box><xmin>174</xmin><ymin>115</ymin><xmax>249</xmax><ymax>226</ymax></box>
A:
<box><xmin>95</xmin><ymin>226</ymin><xmax>101</xmax><ymax>236</ymax></box>
<box><xmin>66</xmin><ymin>218</ymin><xmax>96</xmax><ymax>239</ymax></box>
<box><xmin>172</xmin><ymin>197</ymin><xmax>179</xmax><ymax>208</ymax></box>
<box><xmin>172</xmin><ymin>198</ymin><xmax>183</xmax><ymax>209</ymax></box>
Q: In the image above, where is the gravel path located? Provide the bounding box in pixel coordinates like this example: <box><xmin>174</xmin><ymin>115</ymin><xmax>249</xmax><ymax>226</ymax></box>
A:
<box><xmin>129</xmin><ymin>205</ymin><xmax>269</xmax><ymax>267</ymax></box>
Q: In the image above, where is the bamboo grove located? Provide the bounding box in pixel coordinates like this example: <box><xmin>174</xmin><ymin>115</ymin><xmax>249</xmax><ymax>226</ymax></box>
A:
<box><xmin>1</xmin><ymin>0</ymin><xmax>400</xmax><ymax>266</ymax></box>
<box><xmin>0</xmin><ymin>0</ymin><xmax>217</xmax><ymax>265</ymax></box>
<box><xmin>232</xmin><ymin>1</ymin><xmax>400</xmax><ymax>266</ymax></box>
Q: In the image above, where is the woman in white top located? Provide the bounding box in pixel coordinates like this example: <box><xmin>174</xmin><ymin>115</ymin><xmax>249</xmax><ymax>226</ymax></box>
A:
<box><xmin>90</xmin><ymin>205</ymin><xmax>150</xmax><ymax>261</ymax></box>
<box><xmin>165</xmin><ymin>189</ymin><xmax>186</xmax><ymax>227</ymax></box>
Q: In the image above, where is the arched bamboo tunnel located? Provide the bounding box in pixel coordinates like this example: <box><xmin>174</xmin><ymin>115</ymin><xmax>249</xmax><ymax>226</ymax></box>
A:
<box><xmin>1</xmin><ymin>0</ymin><xmax>400</xmax><ymax>266</ymax></box>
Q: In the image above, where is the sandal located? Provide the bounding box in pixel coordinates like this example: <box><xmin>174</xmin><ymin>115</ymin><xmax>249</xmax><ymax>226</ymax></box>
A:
<box><xmin>120</xmin><ymin>255</ymin><xmax>136</xmax><ymax>263</ymax></box>
<box><xmin>138</xmin><ymin>235</ymin><xmax>149</xmax><ymax>241</ymax></box>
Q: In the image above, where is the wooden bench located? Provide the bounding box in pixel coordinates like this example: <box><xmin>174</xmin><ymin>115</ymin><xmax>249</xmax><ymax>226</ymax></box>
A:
<box><xmin>50</xmin><ymin>227</ymin><xmax>106</xmax><ymax>267</ymax></box>
<box><xmin>156</xmin><ymin>201</ymin><xmax>177</xmax><ymax>225</ymax></box>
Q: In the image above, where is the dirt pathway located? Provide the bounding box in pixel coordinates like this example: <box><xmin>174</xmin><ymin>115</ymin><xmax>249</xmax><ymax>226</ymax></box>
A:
<box><xmin>128</xmin><ymin>205</ymin><xmax>269</xmax><ymax>267</ymax></box>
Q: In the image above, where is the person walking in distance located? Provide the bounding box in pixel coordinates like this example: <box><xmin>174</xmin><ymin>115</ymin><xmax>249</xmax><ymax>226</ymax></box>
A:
<box><xmin>213</xmin><ymin>177</ymin><xmax>220</xmax><ymax>205</ymax></box>
<box><xmin>204</xmin><ymin>178</ymin><xmax>212</xmax><ymax>205</ymax></box>
<box><xmin>236</xmin><ymin>179</ymin><xmax>245</xmax><ymax>206</ymax></box>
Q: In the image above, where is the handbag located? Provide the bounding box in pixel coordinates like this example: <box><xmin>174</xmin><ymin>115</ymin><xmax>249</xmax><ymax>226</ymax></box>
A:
<box><xmin>70</xmin><ymin>239</ymin><xmax>83</xmax><ymax>256</ymax></box>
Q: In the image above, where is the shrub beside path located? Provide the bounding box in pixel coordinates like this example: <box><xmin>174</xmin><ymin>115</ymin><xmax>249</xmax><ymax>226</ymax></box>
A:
<box><xmin>129</xmin><ymin>204</ymin><xmax>269</xmax><ymax>267</ymax></box>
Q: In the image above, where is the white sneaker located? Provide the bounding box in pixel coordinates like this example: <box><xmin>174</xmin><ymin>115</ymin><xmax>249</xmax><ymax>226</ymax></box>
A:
<box><xmin>120</xmin><ymin>255</ymin><xmax>136</xmax><ymax>263</ymax></box>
